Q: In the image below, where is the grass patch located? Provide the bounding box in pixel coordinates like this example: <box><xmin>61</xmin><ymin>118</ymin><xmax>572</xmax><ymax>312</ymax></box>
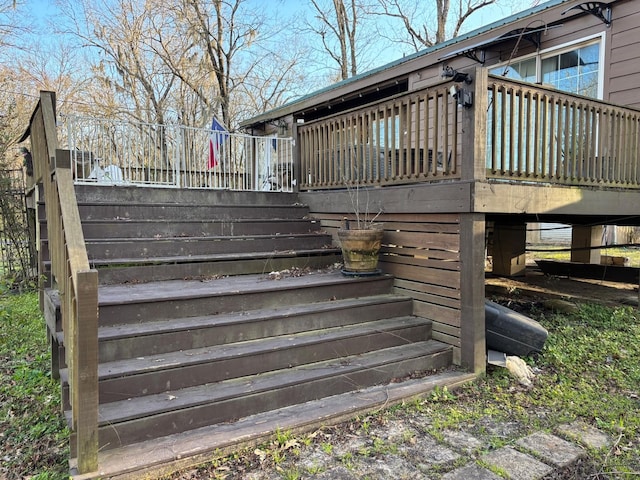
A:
<box><xmin>0</xmin><ymin>290</ymin><xmax>68</xmax><ymax>480</ymax></box>
<box><xmin>531</xmin><ymin>245</ymin><xmax>640</xmax><ymax>266</ymax></box>
<box><xmin>417</xmin><ymin>302</ymin><xmax>640</xmax><ymax>477</ymax></box>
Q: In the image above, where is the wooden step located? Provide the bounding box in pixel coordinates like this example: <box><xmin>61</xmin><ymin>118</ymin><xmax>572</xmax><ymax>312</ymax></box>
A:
<box><xmin>83</xmin><ymin>233</ymin><xmax>333</xmax><ymax>260</ymax></box>
<box><xmin>79</xmin><ymin>218</ymin><xmax>322</xmax><ymax>239</ymax></box>
<box><xmin>70</xmin><ymin>370</ymin><xmax>476</xmax><ymax>479</ymax></box>
<box><xmin>64</xmin><ymin>315</ymin><xmax>430</xmax><ymax>403</ymax></box>
<box><xmin>77</xmin><ymin>202</ymin><xmax>309</xmax><ymax>221</ymax></box>
<box><xmin>73</xmin><ymin>184</ymin><xmax>297</xmax><ymax>206</ymax></box>
<box><xmin>69</xmin><ymin>340</ymin><xmax>452</xmax><ymax>452</ymax></box>
<box><xmin>92</xmin><ymin>249</ymin><xmax>342</xmax><ymax>285</ymax></box>
<box><xmin>41</xmin><ymin>218</ymin><xmax>323</xmax><ymax>240</ymax></box>
<box><xmin>98</xmin><ymin>294</ymin><xmax>414</xmax><ymax>362</ymax></box>
<box><xmin>95</xmin><ymin>271</ymin><xmax>395</xmax><ymax>327</ymax></box>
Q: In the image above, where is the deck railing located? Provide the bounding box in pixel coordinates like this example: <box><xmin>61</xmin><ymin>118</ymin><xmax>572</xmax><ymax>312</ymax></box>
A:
<box><xmin>299</xmin><ymin>79</ymin><xmax>462</xmax><ymax>189</ymax></box>
<box><xmin>298</xmin><ymin>69</ymin><xmax>640</xmax><ymax>190</ymax></box>
<box><xmin>62</xmin><ymin>115</ymin><xmax>295</xmax><ymax>191</ymax></box>
<box><xmin>30</xmin><ymin>93</ymin><xmax>99</xmax><ymax>474</ymax></box>
<box><xmin>487</xmin><ymin>74</ymin><xmax>640</xmax><ymax>186</ymax></box>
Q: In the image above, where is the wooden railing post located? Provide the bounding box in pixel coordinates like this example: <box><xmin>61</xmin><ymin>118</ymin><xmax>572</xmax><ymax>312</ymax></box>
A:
<box><xmin>461</xmin><ymin>67</ymin><xmax>487</xmax><ymax>183</ymax></box>
<box><xmin>55</xmin><ymin>150</ymin><xmax>99</xmax><ymax>473</ymax></box>
<box><xmin>459</xmin><ymin>67</ymin><xmax>488</xmax><ymax>374</ymax></box>
<box><xmin>73</xmin><ymin>269</ymin><xmax>99</xmax><ymax>473</ymax></box>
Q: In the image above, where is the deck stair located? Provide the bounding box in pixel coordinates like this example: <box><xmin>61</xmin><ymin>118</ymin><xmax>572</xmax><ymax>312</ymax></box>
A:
<box><xmin>41</xmin><ymin>185</ymin><xmax>469</xmax><ymax>479</ymax></box>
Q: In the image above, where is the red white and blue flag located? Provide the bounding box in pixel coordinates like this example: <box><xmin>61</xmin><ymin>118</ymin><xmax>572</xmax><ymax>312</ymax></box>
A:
<box><xmin>207</xmin><ymin>117</ymin><xmax>228</xmax><ymax>169</ymax></box>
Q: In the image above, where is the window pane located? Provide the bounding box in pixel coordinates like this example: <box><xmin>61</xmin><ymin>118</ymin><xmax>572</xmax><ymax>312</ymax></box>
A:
<box><xmin>541</xmin><ymin>43</ymin><xmax>600</xmax><ymax>98</ymax></box>
<box><xmin>490</xmin><ymin>57</ymin><xmax>536</xmax><ymax>82</ymax></box>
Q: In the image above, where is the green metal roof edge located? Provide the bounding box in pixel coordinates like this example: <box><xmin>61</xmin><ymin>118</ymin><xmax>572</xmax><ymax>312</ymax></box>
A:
<box><xmin>242</xmin><ymin>0</ymin><xmax>570</xmax><ymax>126</ymax></box>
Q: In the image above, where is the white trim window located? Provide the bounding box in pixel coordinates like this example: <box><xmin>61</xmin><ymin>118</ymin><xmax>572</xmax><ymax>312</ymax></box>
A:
<box><xmin>490</xmin><ymin>34</ymin><xmax>605</xmax><ymax>99</ymax></box>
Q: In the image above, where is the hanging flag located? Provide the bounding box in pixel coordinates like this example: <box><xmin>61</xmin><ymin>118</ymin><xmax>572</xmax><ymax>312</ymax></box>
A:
<box><xmin>207</xmin><ymin>117</ymin><xmax>228</xmax><ymax>169</ymax></box>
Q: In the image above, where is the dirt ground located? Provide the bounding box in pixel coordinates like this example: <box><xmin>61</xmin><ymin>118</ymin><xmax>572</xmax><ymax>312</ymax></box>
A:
<box><xmin>486</xmin><ymin>265</ymin><xmax>639</xmax><ymax>308</ymax></box>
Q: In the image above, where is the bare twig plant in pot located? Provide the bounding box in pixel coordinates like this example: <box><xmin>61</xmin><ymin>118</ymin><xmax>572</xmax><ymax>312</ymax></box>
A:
<box><xmin>337</xmin><ymin>181</ymin><xmax>384</xmax><ymax>274</ymax></box>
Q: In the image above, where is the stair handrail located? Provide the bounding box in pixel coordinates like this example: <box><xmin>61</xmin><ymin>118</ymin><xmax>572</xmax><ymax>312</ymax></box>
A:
<box><xmin>27</xmin><ymin>91</ymin><xmax>99</xmax><ymax>474</ymax></box>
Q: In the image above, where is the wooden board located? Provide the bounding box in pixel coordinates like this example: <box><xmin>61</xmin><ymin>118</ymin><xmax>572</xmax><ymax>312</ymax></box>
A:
<box><xmin>536</xmin><ymin>259</ymin><xmax>640</xmax><ymax>284</ymax></box>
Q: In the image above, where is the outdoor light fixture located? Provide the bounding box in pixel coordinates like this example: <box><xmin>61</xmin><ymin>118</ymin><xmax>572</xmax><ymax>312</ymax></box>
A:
<box><xmin>441</xmin><ymin>65</ymin><xmax>472</xmax><ymax>84</ymax></box>
<box><xmin>277</xmin><ymin>120</ymin><xmax>288</xmax><ymax>136</ymax></box>
<box><xmin>449</xmin><ymin>84</ymin><xmax>474</xmax><ymax>108</ymax></box>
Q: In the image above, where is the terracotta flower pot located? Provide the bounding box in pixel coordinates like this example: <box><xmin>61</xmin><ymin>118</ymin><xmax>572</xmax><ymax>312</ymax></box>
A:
<box><xmin>337</xmin><ymin>227</ymin><xmax>383</xmax><ymax>272</ymax></box>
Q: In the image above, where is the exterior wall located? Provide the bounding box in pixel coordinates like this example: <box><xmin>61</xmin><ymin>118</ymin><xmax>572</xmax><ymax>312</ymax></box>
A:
<box><xmin>408</xmin><ymin>0</ymin><xmax>638</xmax><ymax>107</ymax></box>
<box><xmin>607</xmin><ymin>0</ymin><xmax>640</xmax><ymax>108</ymax></box>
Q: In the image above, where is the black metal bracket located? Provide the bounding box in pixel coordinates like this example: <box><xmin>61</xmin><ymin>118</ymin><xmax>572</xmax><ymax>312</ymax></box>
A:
<box><xmin>562</xmin><ymin>2</ymin><xmax>612</xmax><ymax>27</ymax></box>
<box><xmin>463</xmin><ymin>49</ymin><xmax>486</xmax><ymax>65</ymax></box>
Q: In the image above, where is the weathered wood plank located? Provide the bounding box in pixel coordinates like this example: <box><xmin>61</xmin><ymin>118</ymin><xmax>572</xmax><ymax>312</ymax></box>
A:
<box><xmin>392</xmin><ymin>277</ymin><xmax>460</xmax><ymax>300</ymax></box>
<box><xmin>320</xmin><ymin>211</ymin><xmax>460</xmax><ymax>228</ymax></box>
<box><xmin>40</xmin><ymin>92</ymin><xmax>58</xmax><ymax>162</ymax></box>
<box><xmin>380</xmin><ymin>252</ymin><xmax>460</xmax><ymax>272</ymax></box>
<box><xmin>431</xmin><ymin>322</ymin><xmax>461</xmax><ymax>341</ymax></box>
<box><xmin>381</xmin><ymin>245</ymin><xmax>460</xmax><ymax>262</ymax></box>
<box><xmin>299</xmin><ymin>182</ymin><xmax>472</xmax><ymax>214</ymax></box>
<box><xmin>459</xmin><ymin>214</ymin><xmax>486</xmax><ymax>374</ymax></box>
<box><xmin>318</xmin><ymin>217</ymin><xmax>461</xmax><ymax>233</ymax></box>
<box><xmin>413</xmin><ymin>301</ymin><xmax>461</xmax><ymax>327</ymax></box>
<box><xmin>384</xmin><ymin>230</ymin><xmax>460</xmax><ymax>251</ymax></box>
<box><xmin>393</xmin><ymin>284</ymin><xmax>461</xmax><ymax>309</ymax></box>
<box><xmin>86</xmin><ymin>234</ymin><xmax>332</xmax><ymax>259</ymax></box>
<box><xmin>380</xmin><ymin>261</ymin><xmax>459</xmax><ymax>288</ymax></box>
<box><xmin>474</xmin><ymin>183</ymin><xmax>640</xmax><ymax>215</ymax></box>
<box><xmin>74</xmin><ymin>270</ymin><xmax>99</xmax><ymax>474</ymax></box>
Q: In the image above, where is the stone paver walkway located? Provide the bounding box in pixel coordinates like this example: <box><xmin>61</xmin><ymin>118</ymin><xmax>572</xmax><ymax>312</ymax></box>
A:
<box><xmin>242</xmin><ymin>418</ymin><xmax>612</xmax><ymax>479</ymax></box>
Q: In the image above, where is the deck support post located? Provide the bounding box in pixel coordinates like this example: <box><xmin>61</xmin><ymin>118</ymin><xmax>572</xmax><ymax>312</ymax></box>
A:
<box><xmin>571</xmin><ymin>225</ymin><xmax>603</xmax><ymax>264</ymax></box>
<box><xmin>491</xmin><ymin>222</ymin><xmax>527</xmax><ymax>277</ymax></box>
<box><xmin>457</xmin><ymin>67</ymin><xmax>488</xmax><ymax>373</ymax></box>
<box><xmin>460</xmin><ymin>214</ymin><xmax>486</xmax><ymax>374</ymax></box>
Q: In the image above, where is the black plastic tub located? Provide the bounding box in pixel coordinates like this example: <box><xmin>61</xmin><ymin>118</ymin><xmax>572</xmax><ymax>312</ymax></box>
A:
<box><xmin>485</xmin><ymin>300</ymin><xmax>548</xmax><ymax>356</ymax></box>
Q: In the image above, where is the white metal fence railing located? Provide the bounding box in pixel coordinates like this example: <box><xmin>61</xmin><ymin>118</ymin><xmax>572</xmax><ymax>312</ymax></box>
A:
<box><xmin>61</xmin><ymin>115</ymin><xmax>295</xmax><ymax>191</ymax></box>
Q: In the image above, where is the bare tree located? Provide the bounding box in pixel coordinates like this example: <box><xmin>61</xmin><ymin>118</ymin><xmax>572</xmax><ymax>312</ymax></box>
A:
<box><xmin>146</xmin><ymin>0</ymin><xmax>307</xmax><ymax>130</ymax></box>
<box><xmin>0</xmin><ymin>0</ymin><xmax>20</xmax><ymax>52</ymax></box>
<box><xmin>59</xmin><ymin>0</ymin><xmax>175</xmax><ymax>125</ymax></box>
<box><xmin>0</xmin><ymin>0</ymin><xmax>39</xmax><ymax>78</ymax></box>
<box><xmin>375</xmin><ymin>0</ymin><xmax>495</xmax><ymax>52</ymax></box>
<box><xmin>0</xmin><ymin>64</ymin><xmax>38</xmax><ymax>289</ymax></box>
<box><xmin>232</xmin><ymin>34</ymin><xmax>309</xmax><ymax>123</ymax></box>
<box><xmin>305</xmin><ymin>0</ymin><xmax>377</xmax><ymax>81</ymax></box>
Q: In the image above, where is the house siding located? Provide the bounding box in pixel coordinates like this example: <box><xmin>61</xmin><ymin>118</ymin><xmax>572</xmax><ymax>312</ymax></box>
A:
<box><xmin>607</xmin><ymin>0</ymin><xmax>640</xmax><ymax>108</ymax></box>
<box><xmin>410</xmin><ymin>0</ymin><xmax>638</xmax><ymax>107</ymax></box>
